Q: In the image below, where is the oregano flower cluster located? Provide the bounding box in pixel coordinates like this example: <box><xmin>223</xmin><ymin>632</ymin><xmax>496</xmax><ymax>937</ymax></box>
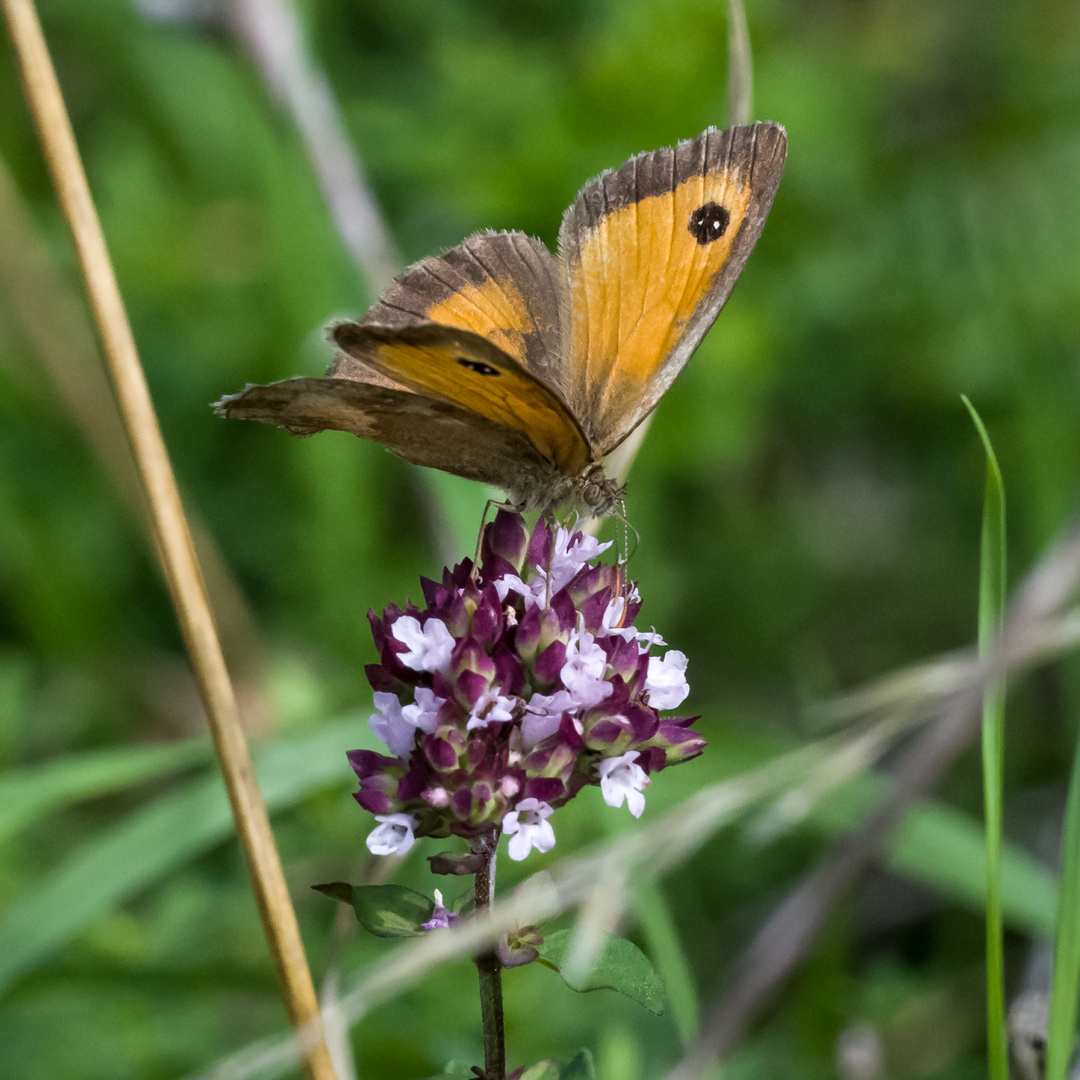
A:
<box><xmin>348</xmin><ymin>510</ymin><xmax>705</xmax><ymax>861</ymax></box>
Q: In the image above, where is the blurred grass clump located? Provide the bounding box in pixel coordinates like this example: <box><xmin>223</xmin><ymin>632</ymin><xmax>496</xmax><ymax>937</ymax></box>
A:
<box><xmin>0</xmin><ymin>0</ymin><xmax>1079</xmax><ymax>1077</ymax></box>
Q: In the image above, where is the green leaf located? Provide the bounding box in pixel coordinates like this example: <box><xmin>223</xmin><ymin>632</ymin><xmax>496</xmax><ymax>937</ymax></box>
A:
<box><xmin>538</xmin><ymin>929</ymin><xmax>666</xmax><ymax>1015</ymax></box>
<box><xmin>313</xmin><ymin>883</ymin><xmax>433</xmax><ymax>938</ymax></box>
<box><xmin>560</xmin><ymin>1049</ymin><xmax>596</xmax><ymax>1080</ymax></box>
<box><xmin>518</xmin><ymin>1062</ymin><xmax>561</xmax><ymax>1080</ymax></box>
<box><xmin>0</xmin><ymin>738</ymin><xmax>212</xmax><ymax>844</ymax></box>
<box><xmin>417</xmin><ymin>1062</ymin><xmax>477</xmax><ymax>1080</ymax></box>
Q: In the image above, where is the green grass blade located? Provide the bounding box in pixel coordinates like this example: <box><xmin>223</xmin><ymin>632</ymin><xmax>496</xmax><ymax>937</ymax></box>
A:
<box><xmin>0</xmin><ymin>717</ymin><xmax>363</xmax><ymax>994</ymax></box>
<box><xmin>0</xmin><ymin>739</ymin><xmax>212</xmax><ymax>844</ymax></box>
<box><xmin>1048</xmin><ymin>744</ymin><xmax>1080</xmax><ymax>1079</ymax></box>
<box><xmin>962</xmin><ymin>395</ymin><xmax>1008</xmax><ymax>1080</ymax></box>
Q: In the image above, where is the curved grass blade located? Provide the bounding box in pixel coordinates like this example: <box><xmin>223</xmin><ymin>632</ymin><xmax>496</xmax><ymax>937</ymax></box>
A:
<box><xmin>962</xmin><ymin>394</ymin><xmax>1008</xmax><ymax>1080</ymax></box>
<box><xmin>1048</xmin><ymin>752</ymin><xmax>1080</xmax><ymax>1075</ymax></box>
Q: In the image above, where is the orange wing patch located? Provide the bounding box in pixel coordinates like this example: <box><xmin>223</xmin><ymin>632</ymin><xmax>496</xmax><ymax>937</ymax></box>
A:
<box><xmin>331</xmin><ymin>322</ymin><xmax>592</xmax><ymax>474</ymax></box>
<box><xmin>571</xmin><ymin>171</ymin><xmax>752</xmax><ymax>400</ymax></box>
<box><xmin>425</xmin><ymin>275</ymin><xmax>535</xmax><ymax>365</ymax></box>
<box><xmin>359</xmin><ymin>231</ymin><xmax>567</xmax><ymax>385</ymax></box>
<box><xmin>559</xmin><ymin>123</ymin><xmax>787</xmax><ymax>453</ymax></box>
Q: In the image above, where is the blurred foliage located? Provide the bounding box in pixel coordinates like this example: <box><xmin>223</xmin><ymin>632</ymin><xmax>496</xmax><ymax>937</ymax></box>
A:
<box><xmin>0</xmin><ymin>0</ymin><xmax>1079</xmax><ymax>1077</ymax></box>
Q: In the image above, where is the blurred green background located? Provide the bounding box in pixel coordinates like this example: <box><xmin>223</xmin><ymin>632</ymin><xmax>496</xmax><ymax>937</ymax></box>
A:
<box><xmin>0</xmin><ymin>0</ymin><xmax>1078</xmax><ymax>1077</ymax></box>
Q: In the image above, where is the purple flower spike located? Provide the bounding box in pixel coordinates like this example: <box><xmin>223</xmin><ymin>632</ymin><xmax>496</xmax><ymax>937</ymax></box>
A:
<box><xmin>347</xmin><ymin>512</ymin><xmax>706</xmax><ymax>858</ymax></box>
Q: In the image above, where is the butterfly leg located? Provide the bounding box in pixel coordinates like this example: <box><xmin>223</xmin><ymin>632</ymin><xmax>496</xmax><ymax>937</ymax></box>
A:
<box><xmin>473</xmin><ymin>496</ymin><xmax>526</xmax><ymax>572</ymax></box>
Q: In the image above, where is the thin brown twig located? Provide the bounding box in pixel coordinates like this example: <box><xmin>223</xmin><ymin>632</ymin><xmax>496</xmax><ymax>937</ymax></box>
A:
<box><xmin>0</xmin><ymin>2</ymin><xmax>336</xmax><ymax>1076</ymax></box>
<box><xmin>726</xmin><ymin>0</ymin><xmax>753</xmax><ymax>127</ymax></box>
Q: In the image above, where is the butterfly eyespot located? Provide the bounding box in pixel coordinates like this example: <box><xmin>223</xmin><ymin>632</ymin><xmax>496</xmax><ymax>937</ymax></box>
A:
<box><xmin>688</xmin><ymin>202</ymin><xmax>731</xmax><ymax>245</ymax></box>
<box><xmin>457</xmin><ymin>358</ymin><xmax>500</xmax><ymax>376</ymax></box>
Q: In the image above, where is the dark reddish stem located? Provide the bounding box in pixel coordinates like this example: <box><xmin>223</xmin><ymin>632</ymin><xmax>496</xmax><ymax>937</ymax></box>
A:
<box><xmin>472</xmin><ymin>826</ymin><xmax>505</xmax><ymax>1080</ymax></box>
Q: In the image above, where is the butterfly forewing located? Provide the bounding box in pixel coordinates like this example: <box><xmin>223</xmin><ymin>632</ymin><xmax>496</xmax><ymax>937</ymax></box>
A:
<box><xmin>558</xmin><ymin>122</ymin><xmax>787</xmax><ymax>454</ymax></box>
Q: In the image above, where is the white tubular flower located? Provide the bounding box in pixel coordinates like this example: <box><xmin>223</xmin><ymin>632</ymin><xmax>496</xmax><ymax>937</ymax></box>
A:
<box><xmin>401</xmin><ymin>687</ymin><xmax>445</xmax><ymax>734</ymax></box>
<box><xmin>392</xmin><ymin>615</ymin><xmax>454</xmax><ymax>673</ymax></box>
<box><xmin>368</xmin><ymin>692</ymin><xmax>416</xmax><ymax>757</ymax></box>
<box><xmin>502</xmin><ymin>798</ymin><xmax>556</xmax><ymax>861</ymax></box>
<box><xmin>466</xmin><ymin>692</ymin><xmax>517</xmax><ymax>731</ymax></box>
<box><xmin>366</xmin><ymin>813</ymin><xmax>418</xmax><ymax>856</ymax></box>
<box><xmin>645</xmin><ymin>649</ymin><xmax>690</xmax><ymax>710</ymax></box>
<box><xmin>522</xmin><ymin>690</ymin><xmax>576</xmax><ymax>748</ymax></box>
<box><xmin>597</xmin><ymin>596</ymin><xmax>636</xmax><ymax>641</ymax></box>
<box><xmin>635</xmin><ymin>628</ymin><xmax>667</xmax><ymax>651</ymax></box>
<box><xmin>494</xmin><ymin>573</ymin><xmax>546</xmax><ymax>610</ymax></box>
<box><xmin>539</xmin><ymin>526</ymin><xmax>613</xmax><ymax>595</ymax></box>
<box><xmin>561</xmin><ymin>619</ymin><xmax>613</xmax><ymax>709</ymax></box>
<box><xmin>597</xmin><ymin>751</ymin><xmax>650</xmax><ymax>818</ymax></box>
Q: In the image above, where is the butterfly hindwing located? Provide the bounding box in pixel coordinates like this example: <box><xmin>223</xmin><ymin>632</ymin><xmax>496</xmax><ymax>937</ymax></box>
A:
<box><xmin>214</xmin><ymin>377</ymin><xmax>561</xmax><ymax>497</ymax></box>
<box><xmin>329</xmin><ymin>321</ymin><xmax>592</xmax><ymax>475</ymax></box>
<box><xmin>558</xmin><ymin>122</ymin><xmax>787</xmax><ymax>453</ymax></box>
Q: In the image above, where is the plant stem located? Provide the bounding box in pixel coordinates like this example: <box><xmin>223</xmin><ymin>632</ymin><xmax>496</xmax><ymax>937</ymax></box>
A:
<box><xmin>472</xmin><ymin>826</ymin><xmax>506</xmax><ymax>1080</ymax></box>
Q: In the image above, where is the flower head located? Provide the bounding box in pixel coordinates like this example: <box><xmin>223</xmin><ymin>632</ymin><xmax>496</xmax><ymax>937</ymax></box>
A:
<box><xmin>349</xmin><ymin>511</ymin><xmax>705</xmax><ymax>859</ymax></box>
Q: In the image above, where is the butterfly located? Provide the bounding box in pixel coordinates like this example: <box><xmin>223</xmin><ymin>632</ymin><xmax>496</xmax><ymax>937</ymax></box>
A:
<box><xmin>215</xmin><ymin>122</ymin><xmax>787</xmax><ymax>517</ymax></box>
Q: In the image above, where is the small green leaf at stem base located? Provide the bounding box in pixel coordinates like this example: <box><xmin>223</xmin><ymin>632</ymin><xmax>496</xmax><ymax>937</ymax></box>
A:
<box><xmin>312</xmin><ymin>881</ymin><xmax>433</xmax><ymax>937</ymax></box>
<box><xmin>537</xmin><ymin>929</ymin><xmax>666</xmax><ymax>1014</ymax></box>
<box><xmin>508</xmin><ymin>1051</ymin><xmax>594</xmax><ymax>1080</ymax></box>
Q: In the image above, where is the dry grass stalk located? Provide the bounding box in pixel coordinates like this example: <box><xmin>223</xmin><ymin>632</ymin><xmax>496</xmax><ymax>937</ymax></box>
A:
<box><xmin>0</xmin><ymin>1</ymin><xmax>336</xmax><ymax>1075</ymax></box>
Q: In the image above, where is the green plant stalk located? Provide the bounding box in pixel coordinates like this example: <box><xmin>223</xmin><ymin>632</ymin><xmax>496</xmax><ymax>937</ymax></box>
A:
<box><xmin>1048</xmin><ymin>737</ymin><xmax>1080</xmax><ymax>1080</ymax></box>
<box><xmin>963</xmin><ymin>396</ymin><xmax>1008</xmax><ymax>1080</ymax></box>
<box><xmin>472</xmin><ymin>826</ymin><xmax>506</xmax><ymax>1080</ymax></box>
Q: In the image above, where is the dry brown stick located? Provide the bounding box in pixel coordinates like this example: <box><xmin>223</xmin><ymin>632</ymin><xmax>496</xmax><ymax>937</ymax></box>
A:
<box><xmin>726</xmin><ymin>0</ymin><xmax>753</xmax><ymax>127</ymax></box>
<box><xmin>664</xmin><ymin>518</ymin><xmax>1080</xmax><ymax>1080</ymax></box>
<box><xmin>0</xmin><ymin>2</ymin><xmax>337</xmax><ymax>1076</ymax></box>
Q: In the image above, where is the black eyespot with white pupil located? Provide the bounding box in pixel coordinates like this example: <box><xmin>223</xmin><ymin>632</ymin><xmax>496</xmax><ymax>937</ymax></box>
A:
<box><xmin>458</xmin><ymin>358</ymin><xmax>500</xmax><ymax>376</ymax></box>
<box><xmin>688</xmin><ymin>202</ymin><xmax>730</xmax><ymax>245</ymax></box>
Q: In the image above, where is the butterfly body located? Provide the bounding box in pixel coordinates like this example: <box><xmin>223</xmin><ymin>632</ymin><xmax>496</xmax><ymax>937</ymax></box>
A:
<box><xmin>215</xmin><ymin>122</ymin><xmax>787</xmax><ymax>515</ymax></box>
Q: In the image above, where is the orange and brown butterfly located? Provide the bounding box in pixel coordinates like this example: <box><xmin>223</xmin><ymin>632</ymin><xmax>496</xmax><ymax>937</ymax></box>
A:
<box><xmin>214</xmin><ymin>122</ymin><xmax>787</xmax><ymax>517</ymax></box>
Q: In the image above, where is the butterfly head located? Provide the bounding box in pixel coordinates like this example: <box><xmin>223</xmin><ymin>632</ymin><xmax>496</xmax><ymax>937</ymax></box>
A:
<box><xmin>573</xmin><ymin>464</ymin><xmax>624</xmax><ymax>519</ymax></box>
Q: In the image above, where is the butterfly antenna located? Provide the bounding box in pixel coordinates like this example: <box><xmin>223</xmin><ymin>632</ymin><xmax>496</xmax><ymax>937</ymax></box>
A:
<box><xmin>613</xmin><ymin>500</ymin><xmax>639</xmax><ymax>564</ymax></box>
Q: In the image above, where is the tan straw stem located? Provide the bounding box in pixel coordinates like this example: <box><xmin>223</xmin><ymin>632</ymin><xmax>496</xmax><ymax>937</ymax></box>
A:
<box><xmin>1</xmin><ymin>2</ymin><xmax>337</xmax><ymax>1075</ymax></box>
